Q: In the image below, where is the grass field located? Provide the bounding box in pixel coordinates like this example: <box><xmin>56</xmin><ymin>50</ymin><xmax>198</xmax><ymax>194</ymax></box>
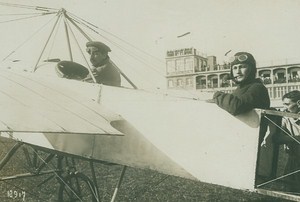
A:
<box><xmin>0</xmin><ymin>139</ymin><xmax>293</xmax><ymax>202</ymax></box>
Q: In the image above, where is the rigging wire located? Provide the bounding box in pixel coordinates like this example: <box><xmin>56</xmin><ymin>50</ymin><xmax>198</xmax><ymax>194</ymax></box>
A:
<box><xmin>2</xmin><ymin>14</ymin><xmax>57</xmax><ymax>61</ymax></box>
<box><xmin>0</xmin><ymin>12</ymin><xmax>50</xmax><ymax>16</ymax></box>
<box><xmin>67</xmin><ymin>15</ymin><xmax>166</xmax><ymax>79</ymax></box>
<box><xmin>46</xmin><ymin>15</ymin><xmax>62</xmax><ymax>60</ymax></box>
<box><xmin>1</xmin><ymin>3</ymin><xmax>165</xmax><ymax>90</ymax></box>
<box><xmin>65</xmin><ymin>12</ymin><xmax>210</xmax><ymax>99</ymax></box>
<box><xmin>104</xmin><ymin>35</ymin><xmax>165</xmax><ymax>77</ymax></box>
<box><xmin>64</xmin><ymin>15</ymin><xmax>97</xmax><ymax>83</ymax></box>
<box><xmin>33</xmin><ymin>12</ymin><xmax>63</xmax><ymax>72</ymax></box>
<box><xmin>110</xmin><ymin>53</ymin><xmax>160</xmax><ymax>88</ymax></box>
<box><xmin>0</xmin><ymin>12</ymin><xmax>55</xmax><ymax>24</ymax></box>
<box><xmin>67</xmin><ymin>13</ymin><xmax>165</xmax><ymax>73</ymax></box>
<box><xmin>64</xmin><ymin>14</ymin><xmax>200</xmax><ymax>96</ymax></box>
<box><xmin>0</xmin><ymin>3</ymin><xmax>203</xmax><ymax>99</ymax></box>
<box><xmin>0</xmin><ymin>2</ymin><xmax>59</xmax><ymax>11</ymax></box>
<box><xmin>65</xmin><ymin>23</ymin><xmax>165</xmax><ymax>83</ymax></box>
<box><xmin>66</xmin><ymin>14</ymin><xmax>203</xmax><ymax>98</ymax></box>
<box><xmin>68</xmin><ymin>12</ymin><xmax>164</xmax><ymax>64</ymax></box>
<box><xmin>0</xmin><ymin>2</ymin><xmax>38</xmax><ymax>10</ymax></box>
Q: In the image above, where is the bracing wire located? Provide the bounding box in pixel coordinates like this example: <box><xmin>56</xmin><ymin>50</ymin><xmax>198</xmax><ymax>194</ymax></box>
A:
<box><xmin>67</xmin><ymin>13</ymin><xmax>165</xmax><ymax>73</ymax></box>
<box><xmin>0</xmin><ymin>2</ymin><xmax>59</xmax><ymax>11</ymax></box>
<box><xmin>0</xmin><ymin>12</ymin><xmax>50</xmax><ymax>16</ymax></box>
<box><xmin>0</xmin><ymin>12</ymin><xmax>55</xmax><ymax>24</ymax></box>
<box><xmin>0</xmin><ymin>2</ymin><xmax>203</xmax><ymax>98</ymax></box>
<box><xmin>0</xmin><ymin>3</ymin><xmax>165</xmax><ymax>90</ymax></box>
<box><xmin>66</xmin><ymin>13</ymin><xmax>203</xmax><ymax>98</ymax></box>
<box><xmin>64</xmin><ymin>15</ymin><xmax>97</xmax><ymax>83</ymax></box>
<box><xmin>67</xmin><ymin>15</ymin><xmax>166</xmax><ymax>80</ymax></box>
<box><xmin>46</xmin><ymin>15</ymin><xmax>62</xmax><ymax>60</ymax></box>
<box><xmin>65</xmin><ymin>14</ymin><xmax>205</xmax><ymax>97</ymax></box>
<box><xmin>68</xmin><ymin>12</ymin><xmax>164</xmax><ymax>64</ymax></box>
<box><xmin>2</xmin><ymin>14</ymin><xmax>57</xmax><ymax>61</ymax></box>
<box><xmin>0</xmin><ymin>2</ymin><xmax>38</xmax><ymax>10</ymax></box>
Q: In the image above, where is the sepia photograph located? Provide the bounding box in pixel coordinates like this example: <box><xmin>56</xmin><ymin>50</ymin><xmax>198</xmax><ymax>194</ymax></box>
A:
<box><xmin>0</xmin><ymin>0</ymin><xmax>300</xmax><ymax>201</ymax></box>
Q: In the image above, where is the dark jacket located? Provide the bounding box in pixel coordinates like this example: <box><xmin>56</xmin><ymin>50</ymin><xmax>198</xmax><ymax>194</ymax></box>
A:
<box><xmin>85</xmin><ymin>57</ymin><xmax>121</xmax><ymax>87</ymax></box>
<box><xmin>213</xmin><ymin>79</ymin><xmax>270</xmax><ymax>115</ymax></box>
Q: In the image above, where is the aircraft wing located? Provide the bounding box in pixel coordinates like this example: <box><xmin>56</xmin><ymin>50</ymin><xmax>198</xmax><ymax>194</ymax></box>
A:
<box><xmin>0</xmin><ymin>69</ymin><xmax>122</xmax><ymax>135</ymax></box>
<box><xmin>41</xmin><ymin>84</ymin><xmax>262</xmax><ymax>191</ymax></box>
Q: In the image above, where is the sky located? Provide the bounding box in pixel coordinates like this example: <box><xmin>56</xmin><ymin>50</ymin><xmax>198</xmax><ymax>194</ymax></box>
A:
<box><xmin>0</xmin><ymin>0</ymin><xmax>300</xmax><ymax>89</ymax></box>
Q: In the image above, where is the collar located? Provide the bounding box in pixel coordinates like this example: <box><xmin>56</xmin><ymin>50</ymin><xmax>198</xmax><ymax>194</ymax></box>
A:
<box><xmin>94</xmin><ymin>56</ymin><xmax>110</xmax><ymax>67</ymax></box>
<box><xmin>293</xmin><ymin>112</ymin><xmax>300</xmax><ymax>125</ymax></box>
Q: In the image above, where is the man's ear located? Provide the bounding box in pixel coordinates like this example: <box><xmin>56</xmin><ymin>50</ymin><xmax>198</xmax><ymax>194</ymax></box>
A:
<box><xmin>297</xmin><ymin>100</ymin><xmax>300</xmax><ymax>107</ymax></box>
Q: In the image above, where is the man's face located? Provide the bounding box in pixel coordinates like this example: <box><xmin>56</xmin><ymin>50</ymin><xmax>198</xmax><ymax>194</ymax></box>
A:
<box><xmin>232</xmin><ymin>63</ymin><xmax>250</xmax><ymax>82</ymax></box>
<box><xmin>282</xmin><ymin>98</ymin><xmax>299</xmax><ymax>113</ymax></box>
<box><xmin>88</xmin><ymin>47</ymin><xmax>106</xmax><ymax>67</ymax></box>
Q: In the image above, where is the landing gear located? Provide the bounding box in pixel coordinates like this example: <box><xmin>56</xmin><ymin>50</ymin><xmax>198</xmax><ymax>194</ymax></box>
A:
<box><xmin>58</xmin><ymin>172</ymin><xmax>98</xmax><ymax>202</ymax></box>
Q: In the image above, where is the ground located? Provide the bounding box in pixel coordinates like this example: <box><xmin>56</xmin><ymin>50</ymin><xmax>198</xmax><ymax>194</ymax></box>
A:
<box><xmin>0</xmin><ymin>139</ymin><xmax>293</xmax><ymax>202</ymax></box>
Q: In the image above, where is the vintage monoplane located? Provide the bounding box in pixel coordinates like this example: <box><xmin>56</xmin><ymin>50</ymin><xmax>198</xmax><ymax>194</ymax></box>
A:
<box><xmin>0</xmin><ymin>2</ymin><xmax>300</xmax><ymax>202</ymax></box>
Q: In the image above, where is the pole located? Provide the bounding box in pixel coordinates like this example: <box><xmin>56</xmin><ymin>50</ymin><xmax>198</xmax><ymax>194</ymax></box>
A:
<box><xmin>110</xmin><ymin>166</ymin><xmax>127</xmax><ymax>202</ymax></box>
<box><xmin>64</xmin><ymin>14</ymin><xmax>92</xmax><ymax>41</ymax></box>
<box><xmin>64</xmin><ymin>17</ymin><xmax>97</xmax><ymax>83</ymax></box>
<box><xmin>90</xmin><ymin>161</ymin><xmax>100</xmax><ymax>202</ymax></box>
<box><xmin>65</xmin><ymin>13</ymin><xmax>138</xmax><ymax>89</ymax></box>
<box><xmin>62</xmin><ymin>9</ymin><xmax>73</xmax><ymax>61</ymax></box>
<box><xmin>110</xmin><ymin>60</ymin><xmax>138</xmax><ymax>89</ymax></box>
<box><xmin>33</xmin><ymin>11</ymin><xmax>62</xmax><ymax>72</ymax></box>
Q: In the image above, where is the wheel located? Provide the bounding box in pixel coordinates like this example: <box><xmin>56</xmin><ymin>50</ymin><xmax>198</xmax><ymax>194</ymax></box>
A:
<box><xmin>58</xmin><ymin>172</ymin><xmax>98</xmax><ymax>202</ymax></box>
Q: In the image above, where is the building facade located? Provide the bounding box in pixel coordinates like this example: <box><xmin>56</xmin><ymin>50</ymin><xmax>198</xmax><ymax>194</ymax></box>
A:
<box><xmin>166</xmin><ymin>47</ymin><xmax>300</xmax><ymax>100</ymax></box>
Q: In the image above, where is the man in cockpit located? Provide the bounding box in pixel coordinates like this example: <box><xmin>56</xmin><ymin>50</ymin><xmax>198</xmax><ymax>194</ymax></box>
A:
<box><xmin>212</xmin><ymin>52</ymin><xmax>270</xmax><ymax>115</ymax></box>
<box><xmin>83</xmin><ymin>41</ymin><xmax>121</xmax><ymax>87</ymax></box>
<box><xmin>279</xmin><ymin>90</ymin><xmax>300</xmax><ymax>192</ymax></box>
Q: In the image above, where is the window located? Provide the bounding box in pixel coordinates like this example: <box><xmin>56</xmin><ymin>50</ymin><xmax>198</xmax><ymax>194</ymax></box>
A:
<box><xmin>168</xmin><ymin>80</ymin><xmax>174</xmax><ymax>87</ymax></box>
<box><xmin>186</xmin><ymin>78</ymin><xmax>192</xmax><ymax>86</ymax></box>
<box><xmin>184</xmin><ymin>58</ymin><xmax>193</xmax><ymax>71</ymax></box>
<box><xmin>212</xmin><ymin>78</ymin><xmax>218</xmax><ymax>87</ymax></box>
<box><xmin>167</xmin><ymin>61</ymin><xmax>175</xmax><ymax>73</ymax></box>
<box><xmin>278</xmin><ymin>72</ymin><xmax>285</xmax><ymax>79</ymax></box>
<box><xmin>176</xmin><ymin>59</ymin><xmax>184</xmax><ymax>72</ymax></box>
<box><xmin>199</xmin><ymin>59</ymin><xmax>203</xmax><ymax>67</ymax></box>
<box><xmin>177</xmin><ymin>79</ymin><xmax>183</xmax><ymax>86</ymax></box>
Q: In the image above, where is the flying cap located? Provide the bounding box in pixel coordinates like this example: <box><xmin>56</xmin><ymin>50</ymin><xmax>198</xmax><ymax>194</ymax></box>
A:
<box><xmin>230</xmin><ymin>52</ymin><xmax>256</xmax><ymax>68</ymax></box>
<box><xmin>86</xmin><ymin>41</ymin><xmax>111</xmax><ymax>53</ymax></box>
<box><xmin>230</xmin><ymin>52</ymin><xmax>257</xmax><ymax>83</ymax></box>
